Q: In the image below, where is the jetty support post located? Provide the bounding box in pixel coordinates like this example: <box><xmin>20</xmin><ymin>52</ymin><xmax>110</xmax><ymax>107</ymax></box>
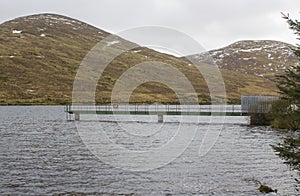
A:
<box><xmin>75</xmin><ymin>112</ymin><xmax>80</xmax><ymax>121</ymax></box>
<box><xmin>158</xmin><ymin>113</ymin><xmax>163</xmax><ymax>123</ymax></box>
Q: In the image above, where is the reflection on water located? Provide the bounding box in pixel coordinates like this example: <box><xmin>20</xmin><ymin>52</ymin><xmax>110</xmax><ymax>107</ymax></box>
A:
<box><xmin>0</xmin><ymin>106</ymin><xmax>298</xmax><ymax>195</ymax></box>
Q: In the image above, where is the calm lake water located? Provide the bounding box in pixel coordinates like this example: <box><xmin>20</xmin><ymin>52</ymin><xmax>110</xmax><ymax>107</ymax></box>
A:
<box><xmin>0</xmin><ymin>106</ymin><xmax>298</xmax><ymax>195</ymax></box>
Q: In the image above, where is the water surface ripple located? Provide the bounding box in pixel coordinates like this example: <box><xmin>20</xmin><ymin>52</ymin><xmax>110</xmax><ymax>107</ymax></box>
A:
<box><xmin>0</xmin><ymin>106</ymin><xmax>297</xmax><ymax>195</ymax></box>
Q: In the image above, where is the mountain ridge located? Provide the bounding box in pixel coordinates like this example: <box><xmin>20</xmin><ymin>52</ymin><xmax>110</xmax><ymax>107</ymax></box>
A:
<box><xmin>0</xmin><ymin>13</ymin><xmax>294</xmax><ymax>105</ymax></box>
<box><xmin>189</xmin><ymin>40</ymin><xmax>299</xmax><ymax>80</ymax></box>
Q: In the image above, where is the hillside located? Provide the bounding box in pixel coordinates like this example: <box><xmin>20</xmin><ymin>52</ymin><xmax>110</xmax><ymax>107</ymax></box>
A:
<box><xmin>189</xmin><ymin>40</ymin><xmax>299</xmax><ymax>80</ymax></box>
<box><xmin>0</xmin><ymin>13</ymin><xmax>288</xmax><ymax>105</ymax></box>
<box><xmin>0</xmin><ymin>14</ymin><xmax>108</xmax><ymax>104</ymax></box>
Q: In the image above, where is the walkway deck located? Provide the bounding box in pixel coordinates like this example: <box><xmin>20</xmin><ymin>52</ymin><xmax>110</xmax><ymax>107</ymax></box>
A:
<box><xmin>65</xmin><ymin>104</ymin><xmax>246</xmax><ymax>121</ymax></box>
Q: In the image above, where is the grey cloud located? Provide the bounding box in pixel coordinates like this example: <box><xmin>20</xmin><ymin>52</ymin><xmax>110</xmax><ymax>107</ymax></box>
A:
<box><xmin>0</xmin><ymin>0</ymin><xmax>299</xmax><ymax>51</ymax></box>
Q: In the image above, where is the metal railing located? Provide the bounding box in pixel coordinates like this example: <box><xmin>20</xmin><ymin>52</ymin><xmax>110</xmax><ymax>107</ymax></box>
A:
<box><xmin>65</xmin><ymin>104</ymin><xmax>244</xmax><ymax>115</ymax></box>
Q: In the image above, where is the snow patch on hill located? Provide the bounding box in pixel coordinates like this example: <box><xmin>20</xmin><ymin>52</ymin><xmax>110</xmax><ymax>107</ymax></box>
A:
<box><xmin>106</xmin><ymin>40</ymin><xmax>120</xmax><ymax>46</ymax></box>
<box><xmin>12</xmin><ymin>30</ymin><xmax>22</xmax><ymax>34</ymax></box>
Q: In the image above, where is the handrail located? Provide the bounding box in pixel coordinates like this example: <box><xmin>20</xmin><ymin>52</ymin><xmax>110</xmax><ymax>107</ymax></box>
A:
<box><xmin>65</xmin><ymin>104</ymin><xmax>244</xmax><ymax>114</ymax></box>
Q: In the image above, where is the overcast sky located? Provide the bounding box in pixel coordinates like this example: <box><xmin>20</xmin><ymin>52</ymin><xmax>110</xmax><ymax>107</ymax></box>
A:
<box><xmin>0</xmin><ymin>0</ymin><xmax>299</xmax><ymax>51</ymax></box>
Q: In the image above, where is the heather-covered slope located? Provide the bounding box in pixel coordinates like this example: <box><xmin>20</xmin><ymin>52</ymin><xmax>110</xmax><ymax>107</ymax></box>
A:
<box><xmin>0</xmin><ymin>14</ymin><xmax>286</xmax><ymax>105</ymax></box>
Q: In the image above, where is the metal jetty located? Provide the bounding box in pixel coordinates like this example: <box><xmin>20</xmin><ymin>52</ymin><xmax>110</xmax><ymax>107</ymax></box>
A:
<box><xmin>64</xmin><ymin>104</ymin><xmax>245</xmax><ymax>122</ymax></box>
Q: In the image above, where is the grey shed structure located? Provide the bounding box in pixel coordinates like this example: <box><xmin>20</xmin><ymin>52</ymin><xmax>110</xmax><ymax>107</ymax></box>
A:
<box><xmin>241</xmin><ymin>95</ymin><xmax>279</xmax><ymax>113</ymax></box>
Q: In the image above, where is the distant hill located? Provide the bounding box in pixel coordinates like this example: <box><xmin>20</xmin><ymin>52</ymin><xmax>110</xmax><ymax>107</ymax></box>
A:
<box><xmin>0</xmin><ymin>13</ymin><xmax>294</xmax><ymax>105</ymax></box>
<box><xmin>189</xmin><ymin>40</ymin><xmax>299</xmax><ymax>80</ymax></box>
